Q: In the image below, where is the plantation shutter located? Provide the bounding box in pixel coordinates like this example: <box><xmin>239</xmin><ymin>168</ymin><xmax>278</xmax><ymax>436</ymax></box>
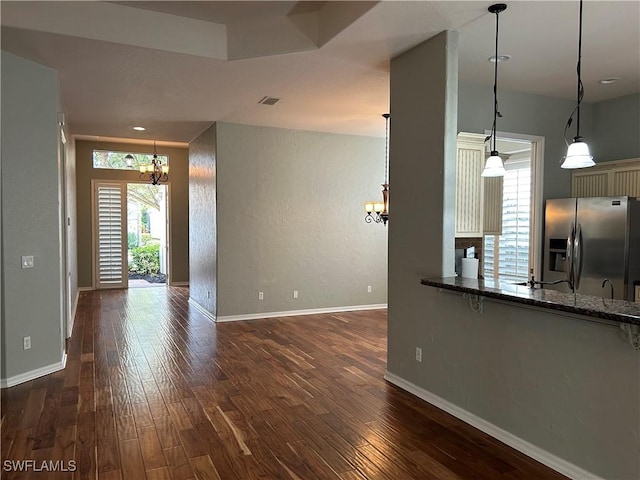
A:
<box><xmin>94</xmin><ymin>182</ymin><xmax>127</xmax><ymax>289</ymax></box>
<box><xmin>484</xmin><ymin>159</ymin><xmax>531</xmax><ymax>282</ymax></box>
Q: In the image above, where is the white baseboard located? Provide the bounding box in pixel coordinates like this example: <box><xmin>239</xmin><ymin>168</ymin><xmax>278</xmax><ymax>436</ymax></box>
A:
<box><xmin>217</xmin><ymin>303</ymin><xmax>387</xmax><ymax>323</ymax></box>
<box><xmin>188</xmin><ymin>298</ymin><xmax>216</xmax><ymax>322</ymax></box>
<box><xmin>384</xmin><ymin>372</ymin><xmax>603</xmax><ymax>480</ymax></box>
<box><xmin>78</xmin><ymin>286</ymin><xmax>93</xmax><ymax>292</ymax></box>
<box><xmin>1</xmin><ymin>353</ymin><xmax>68</xmax><ymax>389</ymax></box>
<box><xmin>170</xmin><ymin>282</ymin><xmax>189</xmax><ymax>287</ymax></box>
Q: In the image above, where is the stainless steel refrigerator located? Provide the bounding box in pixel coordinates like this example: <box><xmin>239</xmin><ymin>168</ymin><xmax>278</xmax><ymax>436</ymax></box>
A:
<box><xmin>543</xmin><ymin>196</ymin><xmax>640</xmax><ymax>300</ymax></box>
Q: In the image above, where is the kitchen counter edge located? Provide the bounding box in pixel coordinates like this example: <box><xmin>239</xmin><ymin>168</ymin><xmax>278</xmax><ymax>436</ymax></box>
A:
<box><xmin>421</xmin><ymin>277</ymin><xmax>640</xmax><ymax>326</ymax></box>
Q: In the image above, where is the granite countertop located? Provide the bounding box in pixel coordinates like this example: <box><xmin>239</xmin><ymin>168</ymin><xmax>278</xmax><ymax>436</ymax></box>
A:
<box><xmin>421</xmin><ymin>276</ymin><xmax>640</xmax><ymax>326</ymax></box>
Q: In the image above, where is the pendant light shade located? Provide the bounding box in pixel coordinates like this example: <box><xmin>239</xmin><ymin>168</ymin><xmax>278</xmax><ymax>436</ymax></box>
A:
<box><xmin>481</xmin><ymin>3</ymin><xmax>507</xmax><ymax>178</ymax></box>
<box><xmin>561</xmin><ymin>137</ymin><xmax>594</xmax><ymax>169</ymax></box>
<box><xmin>561</xmin><ymin>0</ymin><xmax>595</xmax><ymax>169</ymax></box>
<box><xmin>481</xmin><ymin>151</ymin><xmax>506</xmax><ymax>177</ymax></box>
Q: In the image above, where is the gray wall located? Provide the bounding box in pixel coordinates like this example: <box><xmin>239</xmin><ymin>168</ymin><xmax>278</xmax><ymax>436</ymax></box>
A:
<box><xmin>1</xmin><ymin>52</ymin><xmax>65</xmax><ymax>380</ymax></box>
<box><xmin>75</xmin><ymin>140</ymin><xmax>190</xmax><ymax>287</ymax></box>
<box><xmin>458</xmin><ymin>81</ymin><xmax>593</xmax><ymax>201</ymax></box>
<box><xmin>592</xmin><ymin>92</ymin><xmax>640</xmax><ymax>163</ymax></box>
<box><xmin>388</xmin><ymin>34</ymin><xmax>639</xmax><ymax>480</ymax></box>
<box><xmin>216</xmin><ymin>122</ymin><xmax>388</xmax><ymax>317</ymax></box>
<box><xmin>189</xmin><ymin>124</ymin><xmax>218</xmax><ymax>314</ymax></box>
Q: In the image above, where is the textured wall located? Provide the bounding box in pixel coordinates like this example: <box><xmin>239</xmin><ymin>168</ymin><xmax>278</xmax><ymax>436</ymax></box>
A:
<box><xmin>75</xmin><ymin>140</ymin><xmax>189</xmax><ymax>287</ymax></box>
<box><xmin>1</xmin><ymin>52</ymin><xmax>64</xmax><ymax>380</ymax></box>
<box><xmin>189</xmin><ymin>124</ymin><xmax>217</xmax><ymax>314</ymax></box>
<box><xmin>389</xmin><ymin>33</ymin><xmax>639</xmax><ymax>480</ymax></box>
<box><xmin>458</xmin><ymin>81</ymin><xmax>591</xmax><ymax>201</ymax></box>
<box><xmin>592</xmin><ymin>93</ymin><xmax>640</xmax><ymax>163</ymax></box>
<box><xmin>216</xmin><ymin>122</ymin><xmax>388</xmax><ymax>317</ymax></box>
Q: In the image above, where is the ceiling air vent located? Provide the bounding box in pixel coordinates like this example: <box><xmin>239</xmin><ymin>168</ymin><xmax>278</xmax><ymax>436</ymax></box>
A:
<box><xmin>258</xmin><ymin>96</ymin><xmax>280</xmax><ymax>106</ymax></box>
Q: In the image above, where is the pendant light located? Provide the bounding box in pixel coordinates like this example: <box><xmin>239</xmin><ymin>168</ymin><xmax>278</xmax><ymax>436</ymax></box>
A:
<box><xmin>561</xmin><ymin>0</ymin><xmax>595</xmax><ymax>169</ymax></box>
<box><xmin>482</xmin><ymin>3</ymin><xmax>507</xmax><ymax>178</ymax></box>
<box><xmin>364</xmin><ymin>113</ymin><xmax>390</xmax><ymax>226</ymax></box>
<box><xmin>139</xmin><ymin>141</ymin><xmax>169</xmax><ymax>185</ymax></box>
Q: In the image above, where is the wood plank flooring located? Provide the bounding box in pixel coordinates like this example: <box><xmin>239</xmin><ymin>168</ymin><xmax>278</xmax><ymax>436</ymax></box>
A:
<box><xmin>1</xmin><ymin>287</ymin><xmax>568</xmax><ymax>479</ymax></box>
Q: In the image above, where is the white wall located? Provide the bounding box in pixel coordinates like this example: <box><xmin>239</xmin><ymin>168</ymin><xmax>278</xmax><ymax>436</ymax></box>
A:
<box><xmin>215</xmin><ymin>122</ymin><xmax>388</xmax><ymax>318</ymax></box>
<box><xmin>1</xmin><ymin>52</ymin><xmax>65</xmax><ymax>384</ymax></box>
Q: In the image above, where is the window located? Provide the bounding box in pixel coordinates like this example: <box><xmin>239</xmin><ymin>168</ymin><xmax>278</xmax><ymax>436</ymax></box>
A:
<box><xmin>93</xmin><ymin>150</ymin><xmax>168</xmax><ymax>171</ymax></box>
<box><xmin>484</xmin><ymin>157</ymin><xmax>531</xmax><ymax>282</ymax></box>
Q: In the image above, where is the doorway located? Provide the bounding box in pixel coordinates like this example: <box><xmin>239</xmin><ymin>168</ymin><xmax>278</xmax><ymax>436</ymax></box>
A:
<box><xmin>483</xmin><ymin>133</ymin><xmax>544</xmax><ymax>282</ymax></box>
<box><xmin>92</xmin><ymin>180</ymin><xmax>170</xmax><ymax>289</ymax></box>
<box><xmin>127</xmin><ymin>183</ymin><xmax>169</xmax><ymax>288</ymax></box>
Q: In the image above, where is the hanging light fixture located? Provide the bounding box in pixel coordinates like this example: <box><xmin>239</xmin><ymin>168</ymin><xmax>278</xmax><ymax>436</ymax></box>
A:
<box><xmin>124</xmin><ymin>153</ymin><xmax>135</xmax><ymax>168</ymax></box>
<box><xmin>561</xmin><ymin>0</ymin><xmax>595</xmax><ymax>169</ymax></box>
<box><xmin>139</xmin><ymin>141</ymin><xmax>169</xmax><ymax>185</ymax></box>
<box><xmin>481</xmin><ymin>3</ymin><xmax>507</xmax><ymax>178</ymax></box>
<box><xmin>365</xmin><ymin>113</ymin><xmax>390</xmax><ymax>226</ymax></box>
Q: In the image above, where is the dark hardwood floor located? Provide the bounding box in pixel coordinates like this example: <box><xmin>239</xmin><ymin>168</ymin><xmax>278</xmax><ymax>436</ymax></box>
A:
<box><xmin>1</xmin><ymin>287</ymin><xmax>568</xmax><ymax>479</ymax></box>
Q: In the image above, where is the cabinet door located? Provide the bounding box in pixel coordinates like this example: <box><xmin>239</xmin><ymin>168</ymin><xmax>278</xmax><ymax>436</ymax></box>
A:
<box><xmin>571</xmin><ymin>171</ymin><xmax>609</xmax><ymax>197</ymax></box>
<box><xmin>611</xmin><ymin>168</ymin><xmax>640</xmax><ymax>197</ymax></box>
<box><xmin>571</xmin><ymin>158</ymin><xmax>640</xmax><ymax>197</ymax></box>
<box><xmin>483</xmin><ymin>176</ymin><xmax>503</xmax><ymax>235</ymax></box>
<box><xmin>455</xmin><ymin>134</ymin><xmax>485</xmax><ymax>237</ymax></box>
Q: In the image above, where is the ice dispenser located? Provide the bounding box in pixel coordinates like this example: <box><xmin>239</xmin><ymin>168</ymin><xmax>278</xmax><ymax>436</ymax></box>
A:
<box><xmin>547</xmin><ymin>238</ymin><xmax>569</xmax><ymax>272</ymax></box>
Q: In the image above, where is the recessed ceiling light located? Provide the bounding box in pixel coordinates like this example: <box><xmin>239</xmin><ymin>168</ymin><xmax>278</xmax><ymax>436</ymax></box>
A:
<box><xmin>599</xmin><ymin>77</ymin><xmax>620</xmax><ymax>84</ymax></box>
<box><xmin>489</xmin><ymin>55</ymin><xmax>511</xmax><ymax>63</ymax></box>
<box><xmin>132</xmin><ymin>126</ymin><xmax>146</xmax><ymax>131</ymax></box>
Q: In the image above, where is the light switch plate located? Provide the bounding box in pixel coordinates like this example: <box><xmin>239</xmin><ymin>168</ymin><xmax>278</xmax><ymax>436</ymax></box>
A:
<box><xmin>21</xmin><ymin>256</ymin><xmax>34</xmax><ymax>269</ymax></box>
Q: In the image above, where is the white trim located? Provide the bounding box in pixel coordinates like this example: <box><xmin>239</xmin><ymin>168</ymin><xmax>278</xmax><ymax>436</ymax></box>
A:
<box><xmin>170</xmin><ymin>281</ymin><xmax>189</xmax><ymax>287</ymax></box>
<box><xmin>217</xmin><ymin>304</ymin><xmax>388</xmax><ymax>323</ymax></box>
<box><xmin>78</xmin><ymin>286</ymin><xmax>93</xmax><ymax>292</ymax></box>
<box><xmin>68</xmin><ymin>289</ymin><xmax>80</xmax><ymax>338</ymax></box>
<box><xmin>1</xmin><ymin>353</ymin><xmax>68</xmax><ymax>389</ymax></box>
<box><xmin>188</xmin><ymin>298</ymin><xmax>216</xmax><ymax>322</ymax></box>
<box><xmin>383</xmin><ymin>372</ymin><xmax>604</xmax><ymax>480</ymax></box>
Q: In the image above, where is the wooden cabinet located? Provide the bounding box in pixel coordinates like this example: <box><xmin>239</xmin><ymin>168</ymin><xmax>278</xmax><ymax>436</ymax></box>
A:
<box><xmin>455</xmin><ymin>133</ymin><xmax>503</xmax><ymax>237</ymax></box>
<box><xmin>571</xmin><ymin>158</ymin><xmax>640</xmax><ymax>197</ymax></box>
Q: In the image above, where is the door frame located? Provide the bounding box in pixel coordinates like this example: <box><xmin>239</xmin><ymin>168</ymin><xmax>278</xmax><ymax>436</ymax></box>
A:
<box><xmin>486</xmin><ymin>130</ymin><xmax>545</xmax><ymax>281</ymax></box>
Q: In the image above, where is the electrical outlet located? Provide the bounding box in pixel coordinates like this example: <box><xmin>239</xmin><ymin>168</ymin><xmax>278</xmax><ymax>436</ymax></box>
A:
<box><xmin>21</xmin><ymin>256</ymin><xmax>34</xmax><ymax>269</ymax></box>
<box><xmin>293</xmin><ymin>290</ymin><xmax>298</xmax><ymax>299</ymax></box>
<box><xmin>23</xmin><ymin>336</ymin><xmax>31</xmax><ymax>350</ymax></box>
<box><xmin>415</xmin><ymin>347</ymin><xmax>422</xmax><ymax>363</ymax></box>
<box><xmin>258</xmin><ymin>291</ymin><xmax>264</xmax><ymax>300</ymax></box>
<box><xmin>367</xmin><ymin>285</ymin><xmax>372</xmax><ymax>293</ymax></box>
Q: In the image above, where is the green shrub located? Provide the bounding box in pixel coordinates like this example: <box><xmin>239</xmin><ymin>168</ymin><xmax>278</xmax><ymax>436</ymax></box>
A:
<box><xmin>127</xmin><ymin>232</ymin><xmax>138</xmax><ymax>249</ymax></box>
<box><xmin>130</xmin><ymin>244</ymin><xmax>160</xmax><ymax>275</ymax></box>
<box><xmin>140</xmin><ymin>233</ymin><xmax>159</xmax><ymax>246</ymax></box>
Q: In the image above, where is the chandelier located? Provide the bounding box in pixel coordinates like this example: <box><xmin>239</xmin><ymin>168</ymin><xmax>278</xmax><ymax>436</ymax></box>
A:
<box><xmin>139</xmin><ymin>141</ymin><xmax>169</xmax><ymax>185</ymax></box>
<box><xmin>364</xmin><ymin>113</ymin><xmax>390</xmax><ymax>226</ymax></box>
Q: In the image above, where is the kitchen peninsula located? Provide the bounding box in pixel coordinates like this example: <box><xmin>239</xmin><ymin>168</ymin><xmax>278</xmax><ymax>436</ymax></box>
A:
<box><xmin>422</xmin><ymin>276</ymin><xmax>640</xmax><ymax>326</ymax></box>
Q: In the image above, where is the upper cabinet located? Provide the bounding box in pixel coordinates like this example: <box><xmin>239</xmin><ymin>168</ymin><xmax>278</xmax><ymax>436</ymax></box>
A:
<box><xmin>455</xmin><ymin>133</ymin><xmax>503</xmax><ymax>237</ymax></box>
<box><xmin>571</xmin><ymin>158</ymin><xmax>640</xmax><ymax>198</ymax></box>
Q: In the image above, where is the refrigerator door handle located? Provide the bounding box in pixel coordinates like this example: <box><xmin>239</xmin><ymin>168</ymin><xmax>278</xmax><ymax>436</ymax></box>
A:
<box><xmin>567</xmin><ymin>223</ymin><xmax>574</xmax><ymax>288</ymax></box>
<box><xmin>574</xmin><ymin>223</ymin><xmax>582</xmax><ymax>291</ymax></box>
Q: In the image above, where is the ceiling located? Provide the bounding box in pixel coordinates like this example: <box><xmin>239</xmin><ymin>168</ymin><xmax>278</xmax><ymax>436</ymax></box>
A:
<box><xmin>1</xmin><ymin>1</ymin><xmax>638</xmax><ymax>144</ymax></box>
